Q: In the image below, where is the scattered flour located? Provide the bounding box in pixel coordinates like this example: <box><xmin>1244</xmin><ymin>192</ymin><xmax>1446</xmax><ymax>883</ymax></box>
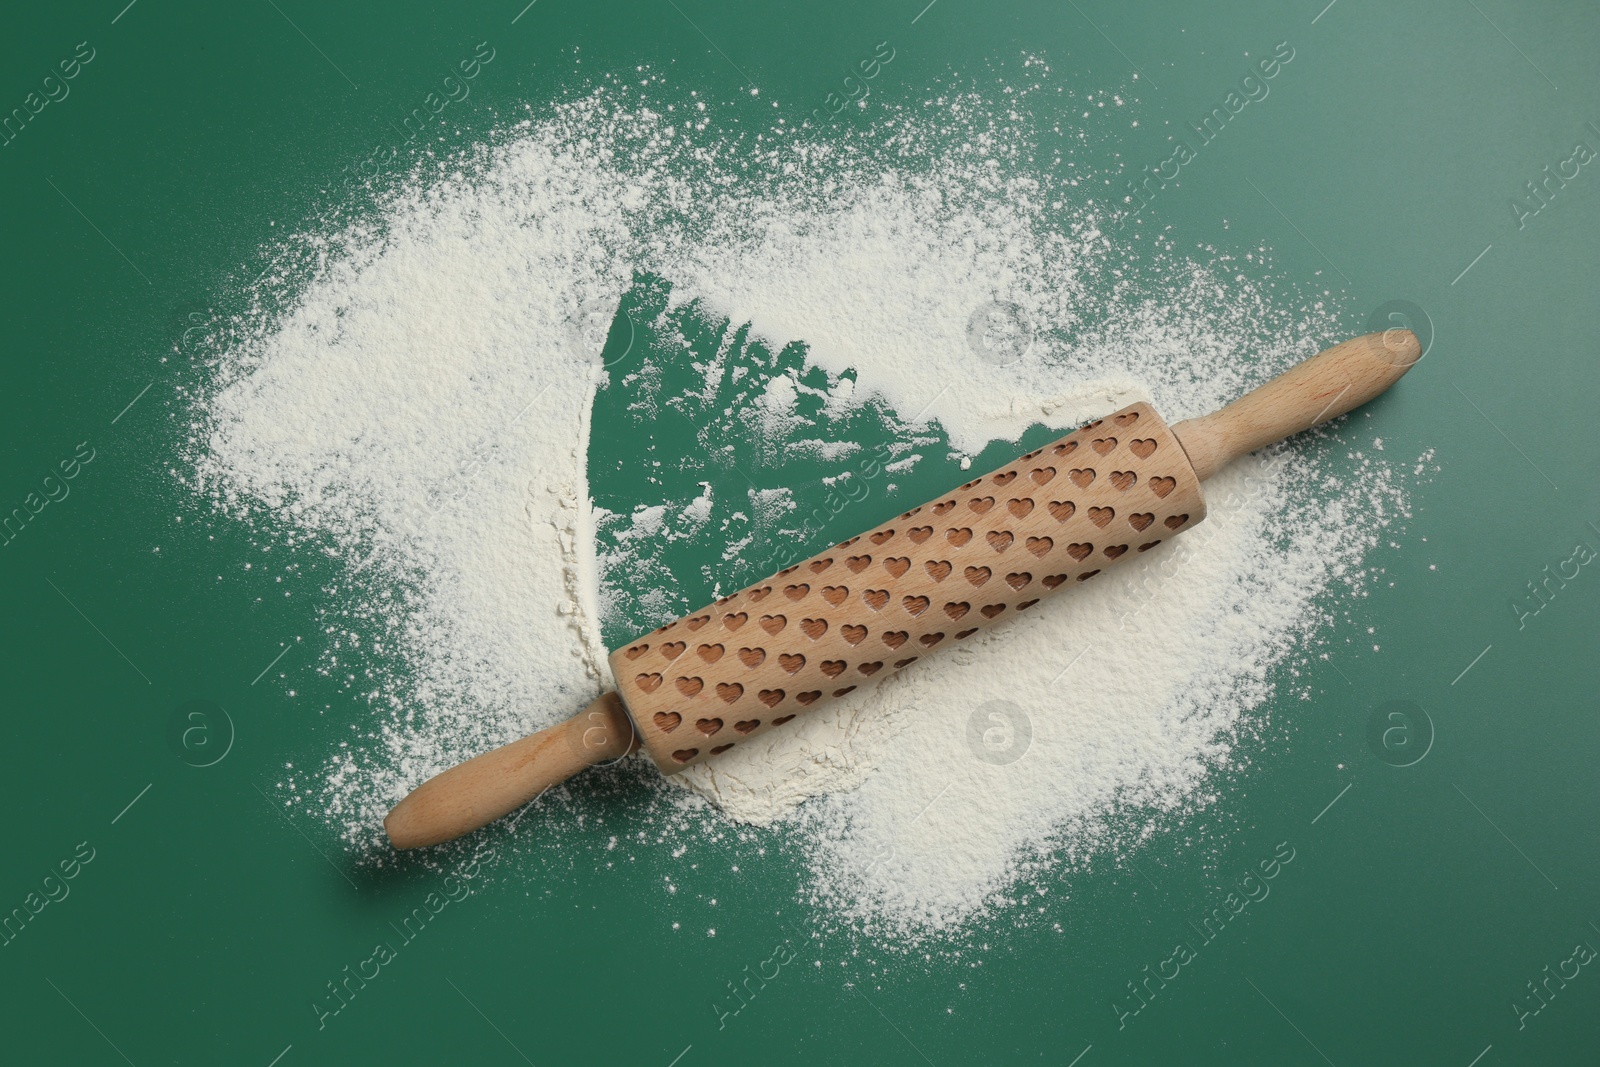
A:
<box><xmin>186</xmin><ymin>70</ymin><xmax>1422</xmax><ymax>940</ymax></box>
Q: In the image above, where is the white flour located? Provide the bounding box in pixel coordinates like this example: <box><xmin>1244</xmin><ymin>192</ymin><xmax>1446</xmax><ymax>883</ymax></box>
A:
<box><xmin>187</xmin><ymin>72</ymin><xmax>1425</xmax><ymax>939</ymax></box>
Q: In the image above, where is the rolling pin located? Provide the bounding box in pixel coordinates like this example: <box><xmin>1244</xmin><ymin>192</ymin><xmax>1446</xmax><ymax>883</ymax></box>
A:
<box><xmin>385</xmin><ymin>329</ymin><xmax>1420</xmax><ymax>848</ymax></box>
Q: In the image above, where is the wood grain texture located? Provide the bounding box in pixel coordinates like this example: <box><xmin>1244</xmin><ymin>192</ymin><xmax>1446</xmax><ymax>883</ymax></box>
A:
<box><xmin>611</xmin><ymin>402</ymin><xmax>1205</xmax><ymax>773</ymax></box>
<box><xmin>384</xmin><ymin>692</ymin><xmax>636</xmax><ymax>848</ymax></box>
<box><xmin>1170</xmin><ymin>329</ymin><xmax>1420</xmax><ymax>480</ymax></box>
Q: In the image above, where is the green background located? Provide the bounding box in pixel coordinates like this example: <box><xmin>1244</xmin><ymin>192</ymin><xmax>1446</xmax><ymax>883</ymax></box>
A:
<box><xmin>2</xmin><ymin>1</ymin><xmax>1596</xmax><ymax>1064</ymax></box>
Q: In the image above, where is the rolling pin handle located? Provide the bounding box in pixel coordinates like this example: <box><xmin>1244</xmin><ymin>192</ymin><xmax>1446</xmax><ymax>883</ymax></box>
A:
<box><xmin>384</xmin><ymin>691</ymin><xmax>637</xmax><ymax>849</ymax></box>
<box><xmin>1171</xmin><ymin>329</ymin><xmax>1420</xmax><ymax>481</ymax></box>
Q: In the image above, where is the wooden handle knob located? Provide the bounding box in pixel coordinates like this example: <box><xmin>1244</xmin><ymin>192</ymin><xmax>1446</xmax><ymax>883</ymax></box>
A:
<box><xmin>384</xmin><ymin>692</ymin><xmax>636</xmax><ymax>849</ymax></box>
<box><xmin>1170</xmin><ymin>330</ymin><xmax>1420</xmax><ymax>480</ymax></box>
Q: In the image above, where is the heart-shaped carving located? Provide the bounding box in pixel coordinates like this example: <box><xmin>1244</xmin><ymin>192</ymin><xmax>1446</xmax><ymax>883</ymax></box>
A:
<box><xmin>1030</xmin><ymin>467</ymin><xmax>1056</xmax><ymax>485</ymax></box>
<box><xmin>1149</xmin><ymin>476</ymin><xmax>1176</xmax><ymax>498</ymax></box>
<box><xmin>919</xmin><ymin>632</ymin><xmax>945</xmax><ymax>648</ymax></box>
<box><xmin>1042</xmin><ymin>574</ymin><xmax>1067</xmax><ymax>589</ymax></box>
<box><xmin>881</xmin><ymin>630</ymin><xmax>908</xmax><ymax>648</ymax></box>
<box><xmin>676</xmin><ymin>676</ymin><xmax>703</xmax><ymax>696</ymax></box>
<box><xmin>723</xmin><ymin>612</ymin><xmax>748</xmax><ymax>630</ymax></box>
<box><xmin>986</xmin><ymin>531</ymin><xmax>1013</xmax><ymax>552</ymax></box>
<box><xmin>748</xmin><ymin>586</ymin><xmax>772</xmax><ymax>602</ymax></box>
<box><xmin>981</xmin><ymin>603</ymin><xmax>1007</xmax><ymax>619</ymax></box>
<box><xmin>636</xmin><ymin>673</ymin><xmax>663</xmax><ymax>693</ymax></box>
<box><xmin>947</xmin><ymin>528</ymin><xmax>973</xmax><ymax>546</ymax></box>
<box><xmin>734</xmin><ymin>719</ymin><xmax>761</xmax><ymax>734</ymax></box>
<box><xmin>653</xmin><ymin>711</ymin><xmax>681</xmax><ymax>732</ymax></box>
<box><xmin>1138</xmin><ymin>540</ymin><xmax>1162</xmax><ymax>552</ymax></box>
<box><xmin>858</xmin><ymin>662</ymin><xmax>883</xmax><ymax>676</ymax></box>
<box><xmin>821</xmin><ymin>585</ymin><xmax>848</xmax><ymax>606</ymax></box>
<box><xmin>1109</xmin><ymin>471</ymin><xmax>1136</xmax><ymax>491</ymax></box>
<box><xmin>1007</xmin><ymin>498</ymin><xmax>1034</xmax><ymax>519</ymax></box>
<box><xmin>759</xmin><ymin>614</ymin><xmax>787</xmax><ymax>635</ymax></box>
<box><xmin>686</xmin><ymin>615</ymin><xmax>710</xmax><ymax>630</ymax></box>
<box><xmin>1078</xmin><ymin>568</ymin><xmax>1101</xmax><ymax>581</ymax></box>
<box><xmin>944</xmin><ymin>601</ymin><xmax>970</xmax><ymax>620</ymax></box>
<box><xmin>968</xmin><ymin>496</ymin><xmax>996</xmax><ymax>514</ymax></box>
<box><xmin>737</xmin><ymin>647</ymin><xmax>764</xmax><ymax>668</ymax></box>
<box><xmin>833</xmin><ymin>686</ymin><xmax>857</xmax><ymax>697</ymax></box>
<box><xmin>870</xmin><ymin>529</ymin><xmax>896</xmax><ymax>545</ymax></box>
<box><xmin>1130</xmin><ymin>438</ymin><xmax>1157</xmax><ymax>458</ymax></box>
<box><xmin>841</xmin><ymin>625</ymin><xmax>868</xmax><ymax>645</ymax></box>
<box><xmin>846</xmin><ymin>555</ymin><xmax>872</xmax><ymax>572</ymax></box>
<box><xmin>1128</xmin><ymin>512</ymin><xmax>1153</xmax><ymax>531</ymax></box>
<box><xmin>1114</xmin><ymin>410</ymin><xmax>1140</xmax><ymax>427</ymax></box>
<box><xmin>919</xmin><ymin>561</ymin><xmax>950</xmax><ymax>584</ymax></box>
<box><xmin>624</xmin><ymin>644</ymin><xmax>649</xmax><ymax>660</ymax></box>
<box><xmin>716</xmin><ymin>682</ymin><xmax>743</xmax><ymax>704</ymax></box>
<box><xmin>894</xmin><ymin>656</ymin><xmax>919</xmax><ymax>669</ymax></box>
<box><xmin>1068</xmin><ymin>468</ymin><xmax>1096</xmax><ymax>488</ymax></box>
<box><xmin>1023</xmin><ymin>447</ymin><xmax>1043</xmax><ymax>460</ymax></box>
<box><xmin>710</xmin><ymin>743</ymin><xmax>735</xmax><ymax>754</ymax></box>
<box><xmin>992</xmin><ymin>471</ymin><xmax>1018</xmax><ymax>487</ymax></box>
<box><xmin>901</xmin><ymin>506</ymin><xmax>923</xmax><ymax>519</ymax></box>
<box><xmin>820</xmin><ymin>660</ymin><xmax>846</xmax><ymax>678</ymax></box>
<box><xmin>903</xmin><ymin>595</ymin><xmax>931</xmax><ymax>616</ymax></box>
<box><xmin>809</xmin><ymin>558</ymin><xmax>833</xmax><ymax>573</ymax></box>
<box><xmin>1018</xmin><ymin>598</ymin><xmax>1040</xmax><ymax>610</ymax></box>
<box><xmin>1026</xmin><ymin>536</ymin><xmax>1053</xmax><ymax>557</ymax></box>
<box><xmin>801</xmin><ymin>618</ymin><xmax>828</xmax><ymax>639</ymax></box>
<box><xmin>779</xmin><ymin>653</ymin><xmax>806</xmax><ymax>673</ymax></box>
<box><xmin>1164</xmin><ymin>513</ymin><xmax>1190</xmax><ymax>530</ymax></box>
<box><xmin>1088</xmin><ymin>507</ymin><xmax>1114</xmax><ymax>528</ymax></box>
<box><xmin>783</xmin><ymin>584</ymin><xmax>809</xmax><ymax>601</ymax></box>
<box><xmin>698</xmin><ymin>644</ymin><xmax>725</xmax><ymax>663</ymax></box>
<box><xmin>1048</xmin><ymin>501</ymin><xmax>1076</xmax><ymax>522</ymax></box>
<box><xmin>696</xmin><ymin>717</ymin><xmax>723</xmax><ymax>736</ymax></box>
<box><xmin>883</xmin><ymin>557</ymin><xmax>910</xmax><ymax>578</ymax></box>
<box><xmin>1066</xmin><ymin>543</ymin><xmax>1092</xmax><ymax>561</ymax></box>
<box><xmin>955</xmin><ymin>627</ymin><xmax>978</xmax><ymax>639</ymax></box>
<box><xmin>1005</xmin><ymin>571</ymin><xmax>1032</xmax><ymax>591</ymax></box>
<box><xmin>1091</xmin><ymin>437</ymin><xmax>1117</xmax><ymax>455</ymax></box>
<box><xmin>1053</xmin><ymin>440</ymin><xmax>1078</xmax><ymax>456</ymax></box>
<box><xmin>772</xmin><ymin>714</ymin><xmax>796</xmax><ymax>725</ymax></box>
<box><xmin>1103</xmin><ymin>545</ymin><xmax>1128</xmax><ymax>560</ymax></box>
<box><xmin>932</xmin><ymin>499</ymin><xmax>957</xmax><ymax>514</ymax></box>
<box><xmin>660</xmin><ymin>641</ymin><xmax>686</xmax><ymax>660</ymax></box>
<box><xmin>908</xmin><ymin>526</ymin><xmax>933</xmax><ymax>544</ymax></box>
<box><xmin>964</xmin><ymin>565</ymin><xmax>992</xmax><ymax>586</ymax></box>
<box><xmin>795</xmin><ymin>691</ymin><xmax>822</xmax><ymax>706</ymax></box>
<box><xmin>671</xmin><ymin>748</ymin><xmax>699</xmax><ymax>763</ymax></box>
<box><xmin>862</xmin><ymin>589</ymin><xmax>890</xmax><ymax>610</ymax></box>
<box><xmin>758</xmin><ymin>689</ymin><xmax>785</xmax><ymax>708</ymax></box>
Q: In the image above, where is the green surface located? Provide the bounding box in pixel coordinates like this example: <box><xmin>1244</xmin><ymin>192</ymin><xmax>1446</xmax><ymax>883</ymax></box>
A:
<box><xmin>2</xmin><ymin>1</ymin><xmax>1597</xmax><ymax>1064</ymax></box>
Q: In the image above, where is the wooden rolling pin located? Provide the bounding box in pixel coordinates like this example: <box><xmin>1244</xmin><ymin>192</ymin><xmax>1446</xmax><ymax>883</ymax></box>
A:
<box><xmin>385</xmin><ymin>330</ymin><xmax>1420</xmax><ymax>848</ymax></box>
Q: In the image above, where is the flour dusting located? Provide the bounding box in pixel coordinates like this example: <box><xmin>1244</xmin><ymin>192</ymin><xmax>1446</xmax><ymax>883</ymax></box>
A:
<box><xmin>185</xmin><ymin>69</ymin><xmax>1425</xmax><ymax>939</ymax></box>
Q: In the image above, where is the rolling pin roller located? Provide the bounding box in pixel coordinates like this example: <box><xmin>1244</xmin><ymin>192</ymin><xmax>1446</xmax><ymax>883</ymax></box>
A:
<box><xmin>385</xmin><ymin>329</ymin><xmax>1420</xmax><ymax>848</ymax></box>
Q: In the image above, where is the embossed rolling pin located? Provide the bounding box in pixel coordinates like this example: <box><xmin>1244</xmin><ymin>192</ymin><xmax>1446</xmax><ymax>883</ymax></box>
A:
<box><xmin>385</xmin><ymin>330</ymin><xmax>1420</xmax><ymax>848</ymax></box>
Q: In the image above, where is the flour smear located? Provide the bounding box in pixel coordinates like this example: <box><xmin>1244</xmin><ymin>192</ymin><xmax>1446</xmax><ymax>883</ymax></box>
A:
<box><xmin>186</xmin><ymin>70</ymin><xmax>1426</xmax><ymax>940</ymax></box>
